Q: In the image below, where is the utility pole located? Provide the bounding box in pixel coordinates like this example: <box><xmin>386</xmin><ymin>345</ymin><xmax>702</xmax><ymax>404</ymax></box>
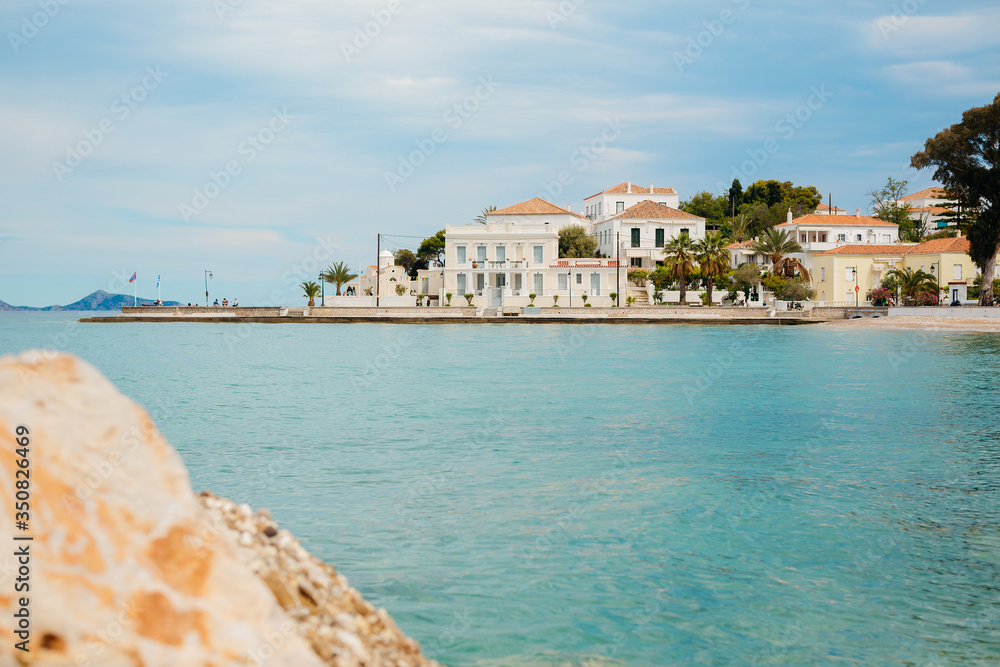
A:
<box><xmin>616</xmin><ymin>231</ymin><xmax>620</xmax><ymax>306</ymax></box>
<box><xmin>376</xmin><ymin>233</ymin><xmax>380</xmax><ymax>308</ymax></box>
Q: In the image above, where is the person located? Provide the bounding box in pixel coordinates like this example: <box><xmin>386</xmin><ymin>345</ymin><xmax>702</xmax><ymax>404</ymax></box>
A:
<box><xmin>213</xmin><ymin>299</ymin><xmax>220</xmax><ymax>307</ymax></box>
<box><xmin>233</xmin><ymin>299</ymin><xmax>238</xmax><ymax>307</ymax></box>
<box><xmin>222</xmin><ymin>298</ymin><xmax>228</xmax><ymax>307</ymax></box>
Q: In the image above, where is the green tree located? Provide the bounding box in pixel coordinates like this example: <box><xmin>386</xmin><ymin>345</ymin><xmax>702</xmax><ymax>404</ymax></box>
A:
<box><xmin>727</xmin><ymin>179</ymin><xmax>743</xmax><ymax>217</ymax></box>
<box><xmin>886</xmin><ymin>267</ymin><xmax>938</xmax><ymax>303</ymax></box>
<box><xmin>911</xmin><ymin>93</ymin><xmax>1000</xmax><ymax>305</ymax></box>
<box><xmin>680</xmin><ymin>191</ymin><xmax>727</xmax><ymax>229</ymax></box>
<box><xmin>393</xmin><ymin>249</ymin><xmax>423</xmax><ymax>278</ymax></box>
<box><xmin>300</xmin><ymin>281</ymin><xmax>321</xmax><ymax>307</ymax></box>
<box><xmin>739</xmin><ymin>180</ymin><xmax>822</xmax><ymax>237</ymax></box>
<box><xmin>320</xmin><ymin>262</ymin><xmax>359</xmax><ymax>296</ymax></box>
<box><xmin>417</xmin><ymin>230</ymin><xmax>446</xmax><ymax>265</ymax></box>
<box><xmin>474</xmin><ymin>206</ymin><xmax>496</xmax><ymax>224</ymax></box>
<box><xmin>731</xmin><ymin>213</ymin><xmax>752</xmax><ymax>242</ymax></box>
<box><xmin>558</xmin><ymin>225</ymin><xmax>598</xmax><ymax>258</ymax></box>
<box><xmin>869</xmin><ymin>177</ymin><xmax>918</xmax><ymax>241</ymax></box>
<box><xmin>751</xmin><ymin>228</ymin><xmax>811</xmax><ymax>282</ymax></box>
<box><xmin>663</xmin><ymin>232</ymin><xmax>697</xmax><ymax>304</ymax></box>
<box><xmin>695</xmin><ymin>231</ymin><xmax>730</xmax><ymax>305</ymax></box>
<box><xmin>731</xmin><ymin>262</ymin><xmax>762</xmax><ymax>302</ymax></box>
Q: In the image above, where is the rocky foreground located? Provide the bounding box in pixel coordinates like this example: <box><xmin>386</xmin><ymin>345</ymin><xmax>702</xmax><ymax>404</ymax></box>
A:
<box><xmin>0</xmin><ymin>351</ymin><xmax>441</xmax><ymax>667</ymax></box>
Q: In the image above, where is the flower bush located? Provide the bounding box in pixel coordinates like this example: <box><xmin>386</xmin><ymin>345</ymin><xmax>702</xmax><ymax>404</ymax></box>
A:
<box><xmin>916</xmin><ymin>292</ymin><xmax>939</xmax><ymax>307</ymax></box>
<box><xmin>870</xmin><ymin>287</ymin><xmax>893</xmax><ymax>307</ymax></box>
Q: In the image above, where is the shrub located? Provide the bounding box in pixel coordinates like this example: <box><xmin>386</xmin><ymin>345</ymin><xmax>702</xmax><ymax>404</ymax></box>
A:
<box><xmin>916</xmin><ymin>292</ymin><xmax>939</xmax><ymax>307</ymax></box>
<box><xmin>581</xmin><ymin>294</ymin><xmax>588</xmax><ymax>305</ymax></box>
<box><xmin>700</xmin><ymin>292</ymin><xmax>711</xmax><ymax>306</ymax></box>
<box><xmin>528</xmin><ymin>293</ymin><xmax>537</xmax><ymax>306</ymax></box>
<box><xmin>609</xmin><ymin>292</ymin><xmax>618</xmax><ymax>306</ymax></box>
<box><xmin>627</xmin><ymin>269</ymin><xmax>649</xmax><ymax>286</ymax></box>
<box><xmin>870</xmin><ymin>287</ymin><xmax>893</xmax><ymax>306</ymax></box>
<box><xmin>653</xmin><ymin>289</ymin><xmax>664</xmax><ymax>305</ymax></box>
<box><xmin>464</xmin><ymin>293</ymin><xmax>474</xmax><ymax>305</ymax></box>
<box><xmin>626</xmin><ymin>296</ymin><xmax>636</xmax><ymax>307</ymax></box>
<box><xmin>552</xmin><ymin>295</ymin><xmax>559</xmax><ymax>307</ymax></box>
<box><xmin>445</xmin><ymin>292</ymin><xmax>453</xmax><ymax>306</ymax></box>
<box><xmin>584</xmin><ymin>303</ymin><xmax>593</xmax><ymax>307</ymax></box>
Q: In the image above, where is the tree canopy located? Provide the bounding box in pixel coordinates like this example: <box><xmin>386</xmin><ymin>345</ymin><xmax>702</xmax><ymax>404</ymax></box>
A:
<box><xmin>393</xmin><ymin>249</ymin><xmax>423</xmax><ymax>278</ymax></box>
<box><xmin>417</xmin><ymin>230</ymin><xmax>446</xmax><ymax>265</ymax></box>
<box><xmin>680</xmin><ymin>191</ymin><xmax>728</xmax><ymax>229</ymax></box>
<box><xmin>911</xmin><ymin>93</ymin><xmax>1000</xmax><ymax>305</ymax></box>
<box><xmin>558</xmin><ymin>225</ymin><xmax>598</xmax><ymax>258</ymax></box>
<box><xmin>869</xmin><ymin>177</ymin><xmax>920</xmax><ymax>241</ymax></box>
<box><xmin>733</xmin><ymin>180</ymin><xmax>823</xmax><ymax>238</ymax></box>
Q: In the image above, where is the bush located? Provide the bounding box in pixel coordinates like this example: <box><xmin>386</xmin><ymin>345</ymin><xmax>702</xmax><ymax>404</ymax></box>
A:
<box><xmin>653</xmin><ymin>289</ymin><xmax>664</xmax><ymax>305</ymax></box>
<box><xmin>916</xmin><ymin>292</ymin><xmax>939</xmax><ymax>307</ymax></box>
<box><xmin>445</xmin><ymin>292</ymin><xmax>452</xmax><ymax>306</ymax></box>
<box><xmin>464</xmin><ymin>293</ymin><xmax>474</xmax><ymax>305</ymax></box>
<box><xmin>609</xmin><ymin>292</ymin><xmax>618</xmax><ymax>306</ymax></box>
<box><xmin>870</xmin><ymin>287</ymin><xmax>893</xmax><ymax>306</ymax></box>
<box><xmin>552</xmin><ymin>295</ymin><xmax>559</xmax><ymax>307</ymax></box>
<box><xmin>628</xmin><ymin>269</ymin><xmax>649</xmax><ymax>286</ymax></box>
<box><xmin>528</xmin><ymin>293</ymin><xmax>537</xmax><ymax>306</ymax></box>
<box><xmin>700</xmin><ymin>292</ymin><xmax>711</xmax><ymax>306</ymax></box>
<box><xmin>650</xmin><ymin>266</ymin><xmax>673</xmax><ymax>291</ymax></box>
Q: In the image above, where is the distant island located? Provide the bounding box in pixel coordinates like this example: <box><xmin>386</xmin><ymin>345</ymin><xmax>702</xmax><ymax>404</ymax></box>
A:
<box><xmin>0</xmin><ymin>290</ymin><xmax>181</xmax><ymax>312</ymax></box>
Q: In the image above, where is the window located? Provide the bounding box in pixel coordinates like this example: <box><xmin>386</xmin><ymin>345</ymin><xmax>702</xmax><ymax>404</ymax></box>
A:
<box><xmin>533</xmin><ymin>245</ymin><xmax>544</xmax><ymax>265</ymax></box>
<box><xmin>617</xmin><ymin>201</ymin><xmax>625</xmax><ymax>214</ymax></box>
<box><xmin>954</xmin><ymin>264</ymin><xmax>963</xmax><ymax>280</ymax></box>
<box><xmin>421</xmin><ymin>278</ymin><xmax>428</xmax><ymax>293</ymax></box>
<box><xmin>680</xmin><ymin>228</ymin><xmax>689</xmax><ymax>236</ymax></box>
<box><xmin>821</xmin><ymin>234</ymin><xmax>828</xmax><ymax>242</ymax></box>
<box><xmin>855</xmin><ymin>234</ymin><xmax>862</xmax><ymax>241</ymax></box>
<box><xmin>558</xmin><ymin>273</ymin><xmax>568</xmax><ymax>290</ymax></box>
<box><xmin>513</xmin><ymin>274</ymin><xmax>522</xmax><ymax>291</ymax></box>
<box><xmin>882</xmin><ymin>234</ymin><xmax>891</xmax><ymax>243</ymax></box>
<box><xmin>476</xmin><ymin>245</ymin><xmax>487</xmax><ymax>261</ymax></box>
<box><xmin>598</xmin><ymin>202</ymin><xmax>602</xmax><ymax>216</ymax></box>
<box><xmin>631</xmin><ymin>228</ymin><xmax>640</xmax><ymax>248</ymax></box>
<box><xmin>846</xmin><ymin>267</ymin><xmax>855</xmax><ymax>281</ymax></box>
<box><xmin>456</xmin><ymin>274</ymin><xmax>466</xmax><ymax>295</ymax></box>
<box><xmin>576</xmin><ymin>273</ymin><xmax>583</xmax><ymax>285</ymax></box>
<box><xmin>801</xmin><ymin>234</ymin><xmax>807</xmax><ymax>243</ymax></box>
<box><xmin>820</xmin><ymin>268</ymin><xmax>826</xmax><ymax>282</ymax></box>
<box><xmin>655</xmin><ymin>228</ymin><xmax>665</xmax><ymax>248</ymax></box>
<box><xmin>630</xmin><ymin>257</ymin><xmax>643</xmax><ymax>267</ymax></box>
<box><xmin>496</xmin><ymin>245</ymin><xmax>506</xmax><ymax>262</ymax></box>
<box><xmin>475</xmin><ymin>273</ymin><xmax>485</xmax><ymax>290</ymax></box>
<box><xmin>456</xmin><ymin>246</ymin><xmax>466</xmax><ymax>264</ymax></box>
<box><xmin>533</xmin><ymin>273</ymin><xmax>543</xmax><ymax>294</ymax></box>
<box><xmin>837</xmin><ymin>234</ymin><xmax>846</xmax><ymax>242</ymax></box>
<box><xmin>590</xmin><ymin>272</ymin><xmax>601</xmax><ymax>296</ymax></box>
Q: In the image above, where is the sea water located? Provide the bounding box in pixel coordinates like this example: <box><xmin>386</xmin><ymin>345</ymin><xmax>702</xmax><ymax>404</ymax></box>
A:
<box><xmin>2</xmin><ymin>312</ymin><xmax>999</xmax><ymax>665</ymax></box>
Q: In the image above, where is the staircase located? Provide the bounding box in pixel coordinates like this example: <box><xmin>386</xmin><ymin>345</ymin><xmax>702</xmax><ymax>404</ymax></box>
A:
<box><xmin>626</xmin><ymin>282</ymin><xmax>650</xmax><ymax>306</ymax></box>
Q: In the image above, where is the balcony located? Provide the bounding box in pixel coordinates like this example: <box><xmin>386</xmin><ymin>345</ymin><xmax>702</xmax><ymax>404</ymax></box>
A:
<box><xmin>468</xmin><ymin>260</ymin><xmax>528</xmax><ymax>270</ymax></box>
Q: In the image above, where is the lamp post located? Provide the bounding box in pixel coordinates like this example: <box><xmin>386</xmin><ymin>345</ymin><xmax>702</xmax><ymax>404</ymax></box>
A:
<box><xmin>204</xmin><ymin>270</ymin><xmax>213</xmax><ymax>306</ymax></box>
<box><xmin>568</xmin><ymin>270</ymin><xmax>572</xmax><ymax>308</ymax></box>
<box><xmin>320</xmin><ymin>273</ymin><xmax>325</xmax><ymax>307</ymax></box>
<box><xmin>930</xmin><ymin>262</ymin><xmax>940</xmax><ymax>306</ymax></box>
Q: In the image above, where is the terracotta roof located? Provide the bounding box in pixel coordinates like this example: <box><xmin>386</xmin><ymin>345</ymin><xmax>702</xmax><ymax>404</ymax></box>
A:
<box><xmin>585</xmin><ymin>182</ymin><xmax>677</xmax><ymax>198</ymax></box>
<box><xmin>487</xmin><ymin>197</ymin><xmax>585</xmax><ymax>219</ymax></box>
<box><xmin>909</xmin><ymin>206</ymin><xmax>953</xmax><ymax>215</ymax></box>
<box><xmin>907</xmin><ymin>236</ymin><xmax>970</xmax><ymax>255</ymax></box>
<box><xmin>900</xmin><ymin>187</ymin><xmax>947</xmax><ymax>202</ymax></box>
<box><xmin>814</xmin><ymin>244</ymin><xmax>913</xmax><ymax>256</ymax></box>
<box><xmin>815</xmin><ymin>203</ymin><xmax>846</xmax><ymax>213</ymax></box>
<box><xmin>814</xmin><ymin>236</ymin><xmax>969</xmax><ymax>257</ymax></box>
<box><xmin>726</xmin><ymin>241</ymin><xmax>755</xmax><ymax>250</ymax></box>
<box><xmin>776</xmin><ymin>213</ymin><xmax>898</xmax><ymax>228</ymax></box>
<box><xmin>609</xmin><ymin>200</ymin><xmax>703</xmax><ymax>221</ymax></box>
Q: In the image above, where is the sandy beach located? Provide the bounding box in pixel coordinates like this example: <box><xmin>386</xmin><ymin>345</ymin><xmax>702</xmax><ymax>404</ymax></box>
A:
<box><xmin>819</xmin><ymin>315</ymin><xmax>1000</xmax><ymax>333</ymax></box>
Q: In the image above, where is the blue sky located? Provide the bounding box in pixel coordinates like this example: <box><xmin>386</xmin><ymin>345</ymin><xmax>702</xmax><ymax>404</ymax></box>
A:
<box><xmin>1</xmin><ymin>0</ymin><xmax>998</xmax><ymax>306</ymax></box>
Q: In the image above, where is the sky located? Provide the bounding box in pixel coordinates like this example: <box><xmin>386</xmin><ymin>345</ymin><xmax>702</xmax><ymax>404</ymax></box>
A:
<box><xmin>1</xmin><ymin>0</ymin><xmax>998</xmax><ymax>306</ymax></box>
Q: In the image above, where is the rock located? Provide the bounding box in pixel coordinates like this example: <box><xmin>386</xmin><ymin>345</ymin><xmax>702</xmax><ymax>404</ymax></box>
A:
<box><xmin>0</xmin><ymin>352</ymin><xmax>442</xmax><ymax>667</ymax></box>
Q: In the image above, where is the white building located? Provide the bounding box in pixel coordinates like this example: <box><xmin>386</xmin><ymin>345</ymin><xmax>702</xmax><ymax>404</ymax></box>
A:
<box><xmin>773</xmin><ymin>209</ymin><xmax>899</xmax><ymax>273</ymax></box>
<box><xmin>443</xmin><ymin>221</ymin><xmax>624</xmax><ymax>308</ymax></box>
<box><xmin>594</xmin><ymin>200</ymin><xmax>706</xmax><ymax>269</ymax></box>
<box><xmin>486</xmin><ymin>197</ymin><xmax>587</xmax><ymax>231</ymax></box>
<box><xmin>584</xmin><ymin>182</ymin><xmax>680</xmax><ymax>222</ymax></box>
<box><xmin>814</xmin><ymin>203</ymin><xmax>847</xmax><ymax>215</ymax></box>
<box><xmin>359</xmin><ymin>250</ymin><xmax>410</xmax><ymax>297</ymax></box>
<box><xmin>898</xmin><ymin>187</ymin><xmax>957</xmax><ymax>229</ymax></box>
<box><xmin>725</xmin><ymin>241</ymin><xmax>773</xmax><ymax>271</ymax></box>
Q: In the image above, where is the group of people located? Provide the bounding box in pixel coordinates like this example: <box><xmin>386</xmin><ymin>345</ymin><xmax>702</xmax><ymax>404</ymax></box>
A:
<box><xmin>344</xmin><ymin>286</ymin><xmax>357</xmax><ymax>296</ymax></box>
<box><xmin>212</xmin><ymin>298</ymin><xmax>238</xmax><ymax>307</ymax></box>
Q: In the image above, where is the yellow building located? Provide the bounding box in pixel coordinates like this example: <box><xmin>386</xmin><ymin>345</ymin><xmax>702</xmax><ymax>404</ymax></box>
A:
<box><xmin>812</xmin><ymin>236</ymin><xmax>977</xmax><ymax>304</ymax></box>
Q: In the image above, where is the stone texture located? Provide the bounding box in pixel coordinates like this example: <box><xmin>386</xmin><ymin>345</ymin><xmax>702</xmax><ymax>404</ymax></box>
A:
<box><xmin>0</xmin><ymin>352</ymin><xmax>441</xmax><ymax>667</ymax></box>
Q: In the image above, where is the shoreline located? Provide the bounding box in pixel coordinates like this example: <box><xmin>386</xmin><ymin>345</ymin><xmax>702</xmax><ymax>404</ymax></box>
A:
<box><xmin>80</xmin><ymin>314</ymin><xmax>827</xmax><ymax>326</ymax></box>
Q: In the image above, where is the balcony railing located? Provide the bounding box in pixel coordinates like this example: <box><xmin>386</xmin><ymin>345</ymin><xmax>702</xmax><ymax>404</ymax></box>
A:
<box><xmin>467</xmin><ymin>260</ymin><xmax>528</xmax><ymax>270</ymax></box>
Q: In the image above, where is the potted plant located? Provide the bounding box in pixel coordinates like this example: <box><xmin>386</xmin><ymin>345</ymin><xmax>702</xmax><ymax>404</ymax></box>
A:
<box><xmin>528</xmin><ymin>293</ymin><xmax>537</xmax><ymax>307</ymax></box>
<box><xmin>552</xmin><ymin>295</ymin><xmax>559</xmax><ymax>308</ymax></box>
<box><xmin>464</xmin><ymin>293</ymin><xmax>475</xmax><ymax>306</ymax></box>
<box><xmin>581</xmin><ymin>294</ymin><xmax>588</xmax><ymax>306</ymax></box>
<box><xmin>626</xmin><ymin>295</ymin><xmax>636</xmax><ymax>307</ymax></box>
<box><xmin>446</xmin><ymin>292</ymin><xmax>453</xmax><ymax>306</ymax></box>
<box><xmin>609</xmin><ymin>292</ymin><xmax>618</xmax><ymax>307</ymax></box>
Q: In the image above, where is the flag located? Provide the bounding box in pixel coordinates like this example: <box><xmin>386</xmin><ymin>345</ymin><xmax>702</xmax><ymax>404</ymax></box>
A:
<box><xmin>156</xmin><ymin>275</ymin><xmax>160</xmax><ymax>288</ymax></box>
<box><xmin>128</xmin><ymin>272</ymin><xmax>137</xmax><ymax>283</ymax></box>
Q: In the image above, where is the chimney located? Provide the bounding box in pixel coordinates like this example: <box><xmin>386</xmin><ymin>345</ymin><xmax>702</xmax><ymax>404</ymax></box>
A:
<box><xmin>787</xmin><ymin>207</ymin><xmax>793</xmax><ymax>224</ymax></box>
<box><xmin>650</xmin><ymin>184</ymin><xmax>654</xmax><ymax>194</ymax></box>
<box><xmin>856</xmin><ymin>208</ymin><xmax>861</xmax><ymax>218</ymax></box>
<box><xmin>627</xmin><ymin>182</ymin><xmax>631</xmax><ymax>193</ymax></box>
<box><xmin>957</xmin><ymin>229</ymin><xmax>962</xmax><ymax>238</ymax></box>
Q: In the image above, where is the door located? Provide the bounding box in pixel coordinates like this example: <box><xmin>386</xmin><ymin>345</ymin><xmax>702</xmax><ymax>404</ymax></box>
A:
<box><xmin>590</xmin><ymin>272</ymin><xmax>600</xmax><ymax>296</ymax></box>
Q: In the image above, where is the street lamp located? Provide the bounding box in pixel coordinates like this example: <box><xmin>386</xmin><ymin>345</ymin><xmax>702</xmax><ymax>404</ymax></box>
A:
<box><xmin>204</xmin><ymin>270</ymin><xmax>213</xmax><ymax>306</ymax></box>
<box><xmin>568</xmin><ymin>270</ymin><xmax>572</xmax><ymax>308</ymax></box>
<box><xmin>930</xmin><ymin>263</ymin><xmax>940</xmax><ymax>305</ymax></box>
<box><xmin>319</xmin><ymin>273</ymin><xmax>325</xmax><ymax>306</ymax></box>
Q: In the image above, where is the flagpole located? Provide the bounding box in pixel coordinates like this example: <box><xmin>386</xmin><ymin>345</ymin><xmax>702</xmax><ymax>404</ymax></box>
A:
<box><xmin>134</xmin><ymin>276</ymin><xmax>137</xmax><ymax>307</ymax></box>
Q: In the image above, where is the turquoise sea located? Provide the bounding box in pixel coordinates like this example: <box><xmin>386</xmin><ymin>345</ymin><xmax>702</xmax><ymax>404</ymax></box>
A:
<box><xmin>2</xmin><ymin>312</ymin><xmax>999</xmax><ymax>665</ymax></box>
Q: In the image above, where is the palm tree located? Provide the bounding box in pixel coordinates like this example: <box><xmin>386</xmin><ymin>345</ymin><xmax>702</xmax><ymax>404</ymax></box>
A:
<box><xmin>886</xmin><ymin>267</ymin><xmax>938</xmax><ymax>303</ymax></box>
<box><xmin>663</xmin><ymin>232</ymin><xmax>697</xmax><ymax>304</ymax></box>
<box><xmin>751</xmin><ymin>228</ymin><xmax>811</xmax><ymax>282</ymax></box>
<box><xmin>695</xmin><ymin>231</ymin><xmax>730</xmax><ymax>305</ymax></box>
<box><xmin>474</xmin><ymin>206</ymin><xmax>497</xmax><ymax>224</ymax></box>
<box><xmin>731</xmin><ymin>213</ymin><xmax>752</xmax><ymax>242</ymax></box>
<box><xmin>300</xmin><ymin>281</ymin><xmax>321</xmax><ymax>307</ymax></box>
<box><xmin>320</xmin><ymin>261</ymin><xmax>359</xmax><ymax>296</ymax></box>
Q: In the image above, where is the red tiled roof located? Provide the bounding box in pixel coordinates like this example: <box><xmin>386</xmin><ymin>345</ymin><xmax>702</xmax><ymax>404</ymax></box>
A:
<box><xmin>900</xmin><ymin>187</ymin><xmax>947</xmax><ymax>202</ymax></box>
<box><xmin>487</xmin><ymin>197</ymin><xmax>585</xmax><ymax>219</ymax></box>
<box><xmin>909</xmin><ymin>206</ymin><xmax>953</xmax><ymax>215</ymax></box>
<box><xmin>584</xmin><ymin>182</ymin><xmax>677</xmax><ymax>199</ymax></box>
<box><xmin>777</xmin><ymin>213</ymin><xmax>898</xmax><ymax>228</ymax></box>
<box><xmin>609</xmin><ymin>200</ymin><xmax>703</xmax><ymax>221</ymax></box>
<box><xmin>726</xmin><ymin>241</ymin><xmax>755</xmax><ymax>250</ymax></box>
<box><xmin>815</xmin><ymin>203</ymin><xmax>846</xmax><ymax>213</ymax></box>
<box><xmin>907</xmin><ymin>236</ymin><xmax>970</xmax><ymax>255</ymax></box>
<box><xmin>814</xmin><ymin>236</ymin><xmax>970</xmax><ymax>256</ymax></box>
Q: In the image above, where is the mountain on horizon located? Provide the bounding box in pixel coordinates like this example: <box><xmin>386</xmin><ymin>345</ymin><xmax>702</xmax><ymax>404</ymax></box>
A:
<box><xmin>0</xmin><ymin>290</ymin><xmax>181</xmax><ymax>312</ymax></box>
